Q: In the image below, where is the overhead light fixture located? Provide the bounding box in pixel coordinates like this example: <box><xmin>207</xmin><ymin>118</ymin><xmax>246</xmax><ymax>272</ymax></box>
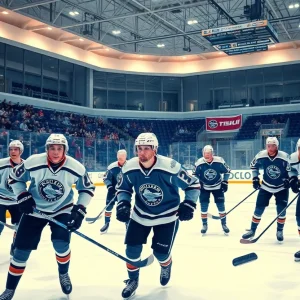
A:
<box><xmin>112</xmin><ymin>30</ymin><xmax>121</xmax><ymax>35</ymax></box>
<box><xmin>1</xmin><ymin>11</ymin><xmax>9</xmax><ymax>15</ymax></box>
<box><xmin>157</xmin><ymin>43</ymin><xmax>165</xmax><ymax>48</ymax></box>
<box><xmin>289</xmin><ymin>3</ymin><xmax>299</xmax><ymax>8</ymax></box>
<box><xmin>47</xmin><ymin>27</ymin><xmax>52</xmax><ymax>30</ymax></box>
<box><xmin>69</xmin><ymin>11</ymin><xmax>79</xmax><ymax>16</ymax></box>
<box><xmin>79</xmin><ymin>38</ymin><xmax>84</xmax><ymax>41</ymax></box>
<box><xmin>187</xmin><ymin>19</ymin><xmax>198</xmax><ymax>25</ymax></box>
<box><xmin>269</xmin><ymin>45</ymin><xmax>276</xmax><ymax>48</ymax></box>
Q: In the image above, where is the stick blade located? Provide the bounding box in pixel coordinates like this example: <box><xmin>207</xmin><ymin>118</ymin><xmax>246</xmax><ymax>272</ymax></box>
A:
<box><xmin>232</xmin><ymin>252</ymin><xmax>258</xmax><ymax>266</ymax></box>
<box><xmin>134</xmin><ymin>254</ymin><xmax>155</xmax><ymax>268</ymax></box>
<box><xmin>85</xmin><ymin>216</ymin><xmax>102</xmax><ymax>224</ymax></box>
<box><xmin>207</xmin><ymin>213</ymin><xmax>220</xmax><ymax>220</ymax></box>
<box><xmin>240</xmin><ymin>238</ymin><xmax>256</xmax><ymax>244</ymax></box>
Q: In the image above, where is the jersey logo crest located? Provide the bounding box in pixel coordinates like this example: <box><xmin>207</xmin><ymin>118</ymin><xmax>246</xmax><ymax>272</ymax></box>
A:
<box><xmin>266</xmin><ymin>165</ymin><xmax>281</xmax><ymax>179</ymax></box>
<box><xmin>5</xmin><ymin>178</ymin><xmax>13</xmax><ymax>193</ymax></box>
<box><xmin>204</xmin><ymin>169</ymin><xmax>217</xmax><ymax>181</ymax></box>
<box><xmin>139</xmin><ymin>184</ymin><xmax>163</xmax><ymax>206</ymax></box>
<box><xmin>39</xmin><ymin>179</ymin><xmax>65</xmax><ymax>202</ymax></box>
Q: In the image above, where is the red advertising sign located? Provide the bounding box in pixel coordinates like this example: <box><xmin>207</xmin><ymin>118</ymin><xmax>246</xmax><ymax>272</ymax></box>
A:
<box><xmin>206</xmin><ymin>115</ymin><xmax>242</xmax><ymax>132</ymax></box>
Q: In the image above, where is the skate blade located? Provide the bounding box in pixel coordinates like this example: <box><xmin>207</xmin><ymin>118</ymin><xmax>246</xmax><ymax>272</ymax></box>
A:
<box><xmin>123</xmin><ymin>291</ymin><xmax>136</xmax><ymax>300</ymax></box>
<box><xmin>100</xmin><ymin>230</ymin><xmax>108</xmax><ymax>235</ymax></box>
<box><xmin>224</xmin><ymin>232</ymin><xmax>229</xmax><ymax>236</ymax></box>
<box><xmin>277</xmin><ymin>240</ymin><xmax>283</xmax><ymax>244</ymax></box>
<box><xmin>201</xmin><ymin>232</ymin><xmax>207</xmax><ymax>236</ymax></box>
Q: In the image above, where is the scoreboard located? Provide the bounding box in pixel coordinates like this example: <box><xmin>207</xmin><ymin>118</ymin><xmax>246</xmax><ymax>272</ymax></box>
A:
<box><xmin>202</xmin><ymin>20</ymin><xmax>279</xmax><ymax>55</ymax></box>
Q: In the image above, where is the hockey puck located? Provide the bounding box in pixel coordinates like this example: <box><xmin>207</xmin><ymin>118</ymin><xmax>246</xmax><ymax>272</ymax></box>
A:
<box><xmin>232</xmin><ymin>252</ymin><xmax>258</xmax><ymax>267</ymax></box>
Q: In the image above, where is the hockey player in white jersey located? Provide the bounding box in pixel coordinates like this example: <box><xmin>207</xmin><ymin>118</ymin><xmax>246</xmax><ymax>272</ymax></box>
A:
<box><xmin>289</xmin><ymin>139</ymin><xmax>300</xmax><ymax>261</ymax></box>
<box><xmin>116</xmin><ymin>133</ymin><xmax>200</xmax><ymax>299</ymax></box>
<box><xmin>0</xmin><ymin>134</ymin><xmax>95</xmax><ymax>300</ymax></box>
<box><xmin>0</xmin><ymin>140</ymin><xmax>24</xmax><ymax>256</ymax></box>
<box><xmin>100</xmin><ymin>149</ymin><xmax>127</xmax><ymax>234</ymax></box>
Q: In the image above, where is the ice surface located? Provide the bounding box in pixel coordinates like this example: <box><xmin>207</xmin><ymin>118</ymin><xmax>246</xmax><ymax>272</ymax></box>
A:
<box><xmin>1</xmin><ymin>184</ymin><xmax>300</xmax><ymax>300</ymax></box>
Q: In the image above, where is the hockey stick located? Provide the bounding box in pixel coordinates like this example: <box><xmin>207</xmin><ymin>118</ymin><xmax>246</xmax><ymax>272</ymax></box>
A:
<box><xmin>240</xmin><ymin>193</ymin><xmax>300</xmax><ymax>244</ymax></box>
<box><xmin>0</xmin><ymin>220</ymin><xmax>17</xmax><ymax>230</ymax></box>
<box><xmin>32</xmin><ymin>208</ymin><xmax>154</xmax><ymax>268</ymax></box>
<box><xmin>85</xmin><ymin>196</ymin><xmax>117</xmax><ymax>224</ymax></box>
<box><xmin>207</xmin><ymin>189</ymin><xmax>259</xmax><ymax>220</ymax></box>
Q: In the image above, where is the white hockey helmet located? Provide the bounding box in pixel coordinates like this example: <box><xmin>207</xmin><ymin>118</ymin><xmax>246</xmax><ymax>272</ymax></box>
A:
<box><xmin>135</xmin><ymin>133</ymin><xmax>158</xmax><ymax>152</ymax></box>
<box><xmin>296</xmin><ymin>139</ymin><xmax>300</xmax><ymax>149</ymax></box>
<box><xmin>45</xmin><ymin>134</ymin><xmax>69</xmax><ymax>152</ymax></box>
<box><xmin>202</xmin><ymin>145</ymin><xmax>214</xmax><ymax>155</ymax></box>
<box><xmin>266</xmin><ymin>137</ymin><xmax>279</xmax><ymax>147</ymax></box>
<box><xmin>9</xmin><ymin>140</ymin><xmax>24</xmax><ymax>155</ymax></box>
<box><xmin>117</xmin><ymin>149</ymin><xmax>127</xmax><ymax>157</ymax></box>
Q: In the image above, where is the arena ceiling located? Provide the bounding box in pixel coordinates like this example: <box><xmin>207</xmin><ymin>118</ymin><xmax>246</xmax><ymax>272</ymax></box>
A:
<box><xmin>0</xmin><ymin>0</ymin><xmax>299</xmax><ymax>56</ymax></box>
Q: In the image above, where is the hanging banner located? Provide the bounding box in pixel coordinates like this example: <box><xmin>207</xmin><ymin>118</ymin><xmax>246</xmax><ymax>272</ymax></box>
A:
<box><xmin>206</xmin><ymin>115</ymin><xmax>242</xmax><ymax>132</ymax></box>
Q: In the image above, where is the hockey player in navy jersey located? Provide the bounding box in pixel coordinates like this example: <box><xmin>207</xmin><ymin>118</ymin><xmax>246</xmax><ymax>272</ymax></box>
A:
<box><xmin>242</xmin><ymin>137</ymin><xmax>291</xmax><ymax>243</ymax></box>
<box><xmin>115</xmin><ymin>132</ymin><xmax>200</xmax><ymax>299</ymax></box>
<box><xmin>0</xmin><ymin>134</ymin><xmax>95</xmax><ymax>300</ymax></box>
<box><xmin>100</xmin><ymin>149</ymin><xmax>127</xmax><ymax>234</ymax></box>
<box><xmin>0</xmin><ymin>140</ymin><xmax>24</xmax><ymax>256</ymax></box>
<box><xmin>193</xmin><ymin>145</ymin><xmax>231</xmax><ymax>235</ymax></box>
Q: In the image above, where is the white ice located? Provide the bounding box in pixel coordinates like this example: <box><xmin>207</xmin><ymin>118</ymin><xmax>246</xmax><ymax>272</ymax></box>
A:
<box><xmin>1</xmin><ymin>184</ymin><xmax>300</xmax><ymax>300</ymax></box>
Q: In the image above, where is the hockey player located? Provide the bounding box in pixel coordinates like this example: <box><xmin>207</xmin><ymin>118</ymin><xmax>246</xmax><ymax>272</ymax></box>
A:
<box><xmin>0</xmin><ymin>134</ymin><xmax>95</xmax><ymax>300</ymax></box>
<box><xmin>116</xmin><ymin>132</ymin><xmax>200</xmax><ymax>299</ymax></box>
<box><xmin>242</xmin><ymin>137</ymin><xmax>291</xmax><ymax>243</ymax></box>
<box><xmin>0</xmin><ymin>141</ymin><xmax>24</xmax><ymax>256</ymax></box>
<box><xmin>100</xmin><ymin>149</ymin><xmax>127</xmax><ymax>234</ymax></box>
<box><xmin>288</xmin><ymin>139</ymin><xmax>300</xmax><ymax>261</ymax></box>
<box><xmin>193</xmin><ymin>145</ymin><xmax>231</xmax><ymax>235</ymax></box>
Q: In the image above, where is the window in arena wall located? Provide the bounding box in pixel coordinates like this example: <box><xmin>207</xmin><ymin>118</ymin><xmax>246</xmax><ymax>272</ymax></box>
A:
<box><xmin>198</xmin><ymin>74</ymin><xmax>213</xmax><ymax>111</ymax></box>
<box><xmin>0</xmin><ymin>42</ymin><xmax>4</xmax><ymax>66</ymax></box>
<box><xmin>42</xmin><ymin>56</ymin><xmax>58</xmax><ymax>102</ymax></box>
<box><xmin>24</xmin><ymin>50</ymin><xmax>41</xmax><ymax>99</ymax></box>
<box><xmin>108</xmin><ymin>90</ymin><xmax>125</xmax><ymax>110</ymax></box>
<box><xmin>283</xmin><ymin>64</ymin><xmax>300</xmax><ymax>82</ymax></box>
<box><xmin>74</xmin><ymin>65</ymin><xmax>87</xmax><ymax>106</ymax></box>
<box><xmin>265</xmin><ymin>84</ymin><xmax>283</xmax><ymax>105</ymax></box>
<box><xmin>60</xmin><ymin>60</ymin><xmax>73</xmax><ymax>104</ymax></box>
<box><xmin>183</xmin><ymin>76</ymin><xmax>197</xmax><ymax>112</ymax></box>
<box><xmin>93</xmin><ymin>89</ymin><xmax>107</xmax><ymax>109</ymax></box>
<box><xmin>264</xmin><ymin>66</ymin><xmax>283</xmax><ymax>83</ymax></box>
<box><xmin>230</xmin><ymin>70</ymin><xmax>247</xmax><ymax>106</ymax></box>
<box><xmin>145</xmin><ymin>91</ymin><xmax>160</xmax><ymax>111</ymax></box>
<box><xmin>248</xmin><ymin>85</ymin><xmax>264</xmax><ymax>107</ymax></box>
<box><xmin>163</xmin><ymin>77</ymin><xmax>180</xmax><ymax>112</ymax></box>
<box><xmin>283</xmin><ymin>82</ymin><xmax>300</xmax><ymax>103</ymax></box>
<box><xmin>0</xmin><ymin>67</ymin><xmax>4</xmax><ymax>93</ymax></box>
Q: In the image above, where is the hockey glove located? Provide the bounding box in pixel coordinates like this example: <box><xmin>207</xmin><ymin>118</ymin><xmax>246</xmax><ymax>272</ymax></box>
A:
<box><xmin>199</xmin><ymin>181</ymin><xmax>204</xmax><ymax>191</ymax></box>
<box><xmin>290</xmin><ymin>176</ymin><xmax>300</xmax><ymax>193</ymax></box>
<box><xmin>283</xmin><ymin>178</ymin><xmax>290</xmax><ymax>189</ymax></box>
<box><xmin>116</xmin><ymin>200</ymin><xmax>131</xmax><ymax>223</ymax></box>
<box><xmin>177</xmin><ymin>200</ymin><xmax>196</xmax><ymax>221</ymax></box>
<box><xmin>252</xmin><ymin>177</ymin><xmax>261</xmax><ymax>190</ymax></box>
<box><xmin>67</xmin><ymin>205</ymin><xmax>86</xmax><ymax>232</ymax></box>
<box><xmin>17</xmin><ymin>191</ymin><xmax>36</xmax><ymax>214</ymax></box>
<box><xmin>221</xmin><ymin>181</ymin><xmax>228</xmax><ymax>193</ymax></box>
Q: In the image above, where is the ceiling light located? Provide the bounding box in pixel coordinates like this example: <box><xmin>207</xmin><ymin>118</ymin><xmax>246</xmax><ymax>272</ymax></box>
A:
<box><xmin>105</xmin><ymin>48</ymin><xmax>110</xmax><ymax>51</ymax></box>
<box><xmin>157</xmin><ymin>43</ymin><xmax>165</xmax><ymax>48</ymax></box>
<box><xmin>182</xmin><ymin>56</ymin><xmax>186</xmax><ymax>59</ymax></box>
<box><xmin>47</xmin><ymin>27</ymin><xmax>52</xmax><ymax>30</ymax></box>
<box><xmin>1</xmin><ymin>11</ymin><xmax>9</xmax><ymax>15</ymax></box>
<box><xmin>112</xmin><ymin>30</ymin><xmax>121</xmax><ymax>35</ymax></box>
<box><xmin>289</xmin><ymin>4</ymin><xmax>295</xmax><ymax>8</ymax></box>
<box><xmin>269</xmin><ymin>45</ymin><xmax>276</xmax><ymax>48</ymax></box>
<box><xmin>74</xmin><ymin>11</ymin><xmax>79</xmax><ymax>15</ymax></box>
<box><xmin>187</xmin><ymin>19</ymin><xmax>198</xmax><ymax>25</ymax></box>
<box><xmin>79</xmin><ymin>38</ymin><xmax>84</xmax><ymax>41</ymax></box>
<box><xmin>69</xmin><ymin>11</ymin><xmax>75</xmax><ymax>16</ymax></box>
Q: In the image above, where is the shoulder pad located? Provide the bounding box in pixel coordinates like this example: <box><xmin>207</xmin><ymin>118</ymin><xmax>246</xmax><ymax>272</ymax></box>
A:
<box><xmin>65</xmin><ymin>156</ymin><xmax>85</xmax><ymax>176</ymax></box>
<box><xmin>195</xmin><ymin>157</ymin><xmax>206</xmax><ymax>167</ymax></box>
<box><xmin>154</xmin><ymin>155</ymin><xmax>181</xmax><ymax>174</ymax></box>
<box><xmin>24</xmin><ymin>153</ymin><xmax>47</xmax><ymax>169</ymax></box>
<box><xmin>213</xmin><ymin>156</ymin><xmax>224</xmax><ymax>163</ymax></box>
<box><xmin>290</xmin><ymin>152</ymin><xmax>299</xmax><ymax>164</ymax></box>
<box><xmin>277</xmin><ymin>151</ymin><xmax>289</xmax><ymax>161</ymax></box>
<box><xmin>107</xmin><ymin>161</ymin><xmax>119</xmax><ymax>170</ymax></box>
<box><xmin>0</xmin><ymin>157</ymin><xmax>11</xmax><ymax>167</ymax></box>
<box><xmin>255</xmin><ymin>150</ymin><xmax>268</xmax><ymax>159</ymax></box>
<box><xmin>122</xmin><ymin>157</ymin><xmax>140</xmax><ymax>173</ymax></box>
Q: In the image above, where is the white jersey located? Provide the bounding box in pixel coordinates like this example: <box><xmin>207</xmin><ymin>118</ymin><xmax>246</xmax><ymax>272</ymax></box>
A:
<box><xmin>289</xmin><ymin>152</ymin><xmax>300</xmax><ymax>178</ymax></box>
<box><xmin>0</xmin><ymin>157</ymin><xmax>23</xmax><ymax>206</ymax></box>
<box><xmin>9</xmin><ymin>153</ymin><xmax>95</xmax><ymax>217</ymax></box>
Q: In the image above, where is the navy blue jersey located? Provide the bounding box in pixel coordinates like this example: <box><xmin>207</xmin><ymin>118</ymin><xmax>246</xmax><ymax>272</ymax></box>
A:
<box><xmin>103</xmin><ymin>161</ymin><xmax>124</xmax><ymax>193</ymax></box>
<box><xmin>116</xmin><ymin>155</ymin><xmax>200</xmax><ymax>226</ymax></box>
<box><xmin>250</xmin><ymin>150</ymin><xmax>291</xmax><ymax>193</ymax></box>
<box><xmin>193</xmin><ymin>156</ymin><xmax>231</xmax><ymax>190</ymax></box>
